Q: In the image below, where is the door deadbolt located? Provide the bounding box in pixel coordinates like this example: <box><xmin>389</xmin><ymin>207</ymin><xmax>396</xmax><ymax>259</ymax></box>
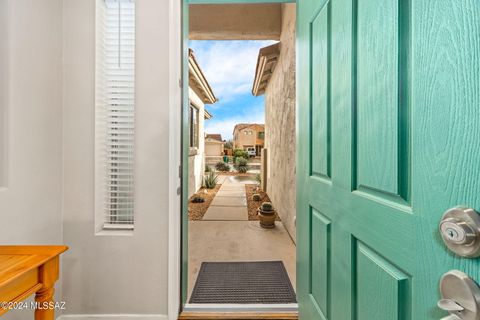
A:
<box><xmin>438</xmin><ymin>270</ymin><xmax>480</xmax><ymax>320</ymax></box>
<box><xmin>439</xmin><ymin>207</ymin><xmax>480</xmax><ymax>258</ymax></box>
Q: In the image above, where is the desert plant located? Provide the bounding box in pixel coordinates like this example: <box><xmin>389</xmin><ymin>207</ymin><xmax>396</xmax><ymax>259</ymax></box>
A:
<box><xmin>215</xmin><ymin>161</ymin><xmax>230</xmax><ymax>172</ymax></box>
<box><xmin>234</xmin><ymin>157</ymin><xmax>249</xmax><ymax>173</ymax></box>
<box><xmin>258</xmin><ymin>201</ymin><xmax>276</xmax><ymax>229</ymax></box>
<box><xmin>260</xmin><ymin>202</ymin><xmax>274</xmax><ymax>212</ymax></box>
<box><xmin>203</xmin><ymin>172</ymin><xmax>218</xmax><ymax>189</ymax></box>
<box><xmin>191</xmin><ymin>196</ymin><xmax>205</xmax><ymax>203</ymax></box>
<box><xmin>252</xmin><ymin>193</ymin><xmax>261</xmax><ymax>201</ymax></box>
<box><xmin>205</xmin><ymin>165</ymin><xmax>212</xmax><ymax>173</ymax></box>
<box><xmin>255</xmin><ymin>173</ymin><xmax>261</xmax><ymax>184</ymax></box>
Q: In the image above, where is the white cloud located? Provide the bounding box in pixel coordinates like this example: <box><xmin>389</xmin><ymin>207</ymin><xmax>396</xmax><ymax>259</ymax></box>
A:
<box><xmin>205</xmin><ymin>108</ymin><xmax>265</xmax><ymax>140</ymax></box>
<box><xmin>191</xmin><ymin>40</ymin><xmax>277</xmax><ymax>103</ymax></box>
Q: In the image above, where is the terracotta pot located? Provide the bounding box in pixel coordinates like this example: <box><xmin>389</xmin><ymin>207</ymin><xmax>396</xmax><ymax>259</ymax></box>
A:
<box><xmin>257</xmin><ymin>208</ymin><xmax>276</xmax><ymax>229</ymax></box>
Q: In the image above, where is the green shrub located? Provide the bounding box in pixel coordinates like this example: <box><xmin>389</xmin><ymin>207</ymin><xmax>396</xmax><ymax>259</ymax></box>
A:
<box><xmin>255</xmin><ymin>173</ymin><xmax>261</xmax><ymax>184</ymax></box>
<box><xmin>205</xmin><ymin>165</ymin><xmax>212</xmax><ymax>173</ymax></box>
<box><xmin>203</xmin><ymin>172</ymin><xmax>218</xmax><ymax>189</ymax></box>
<box><xmin>234</xmin><ymin>157</ymin><xmax>249</xmax><ymax>173</ymax></box>
<box><xmin>233</xmin><ymin>149</ymin><xmax>249</xmax><ymax>160</ymax></box>
<box><xmin>215</xmin><ymin>161</ymin><xmax>230</xmax><ymax>172</ymax></box>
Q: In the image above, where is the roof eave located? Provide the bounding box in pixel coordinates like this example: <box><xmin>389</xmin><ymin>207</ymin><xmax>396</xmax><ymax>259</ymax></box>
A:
<box><xmin>252</xmin><ymin>43</ymin><xmax>280</xmax><ymax>97</ymax></box>
<box><xmin>189</xmin><ymin>49</ymin><xmax>218</xmax><ymax>104</ymax></box>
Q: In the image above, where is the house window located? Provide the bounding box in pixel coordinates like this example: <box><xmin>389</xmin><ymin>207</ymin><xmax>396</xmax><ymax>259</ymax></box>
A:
<box><xmin>95</xmin><ymin>0</ymin><xmax>135</xmax><ymax>230</ymax></box>
<box><xmin>189</xmin><ymin>104</ymin><xmax>199</xmax><ymax>148</ymax></box>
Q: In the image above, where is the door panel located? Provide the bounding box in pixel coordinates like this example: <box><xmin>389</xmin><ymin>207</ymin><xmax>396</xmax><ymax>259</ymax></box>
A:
<box><xmin>356</xmin><ymin>0</ymin><xmax>407</xmax><ymax>199</ymax></box>
<box><xmin>356</xmin><ymin>241</ymin><xmax>411</xmax><ymax>320</ymax></box>
<box><xmin>297</xmin><ymin>0</ymin><xmax>480</xmax><ymax>319</ymax></box>
<box><xmin>310</xmin><ymin>209</ymin><xmax>331</xmax><ymax>316</ymax></box>
<box><xmin>311</xmin><ymin>3</ymin><xmax>330</xmax><ymax>179</ymax></box>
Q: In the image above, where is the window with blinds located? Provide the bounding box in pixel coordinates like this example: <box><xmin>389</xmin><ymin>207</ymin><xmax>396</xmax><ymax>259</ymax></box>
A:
<box><xmin>96</xmin><ymin>0</ymin><xmax>135</xmax><ymax>229</ymax></box>
<box><xmin>189</xmin><ymin>105</ymin><xmax>199</xmax><ymax>149</ymax></box>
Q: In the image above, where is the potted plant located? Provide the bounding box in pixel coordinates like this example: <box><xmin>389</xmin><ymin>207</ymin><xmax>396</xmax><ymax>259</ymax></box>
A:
<box><xmin>257</xmin><ymin>202</ymin><xmax>276</xmax><ymax>229</ymax></box>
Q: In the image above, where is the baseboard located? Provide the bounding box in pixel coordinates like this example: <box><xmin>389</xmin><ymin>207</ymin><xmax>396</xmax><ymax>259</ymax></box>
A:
<box><xmin>57</xmin><ymin>314</ymin><xmax>168</xmax><ymax>320</ymax></box>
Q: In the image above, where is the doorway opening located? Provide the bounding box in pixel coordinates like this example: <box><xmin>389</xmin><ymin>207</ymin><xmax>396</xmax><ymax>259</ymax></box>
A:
<box><xmin>183</xmin><ymin>2</ymin><xmax>298</xmax><ymax>314</ymax></box>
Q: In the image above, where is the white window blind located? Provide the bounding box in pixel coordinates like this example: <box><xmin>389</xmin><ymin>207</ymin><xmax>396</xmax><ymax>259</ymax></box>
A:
<box><xmin>96</xmin><ymin>0</ymin><xmax>135</xmax><ymax>229</ymax></box>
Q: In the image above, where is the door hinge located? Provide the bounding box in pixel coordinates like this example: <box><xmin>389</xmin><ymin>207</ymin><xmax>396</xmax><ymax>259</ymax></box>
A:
<box><xmin>178</xmin><ymin>78</ymin><xmax>183</xmax><ymax>88</ymax></box>
<box><xmin>179</xmin><ymin>164</ymin><xmax>182</xmax><ymax>179</ymax></box>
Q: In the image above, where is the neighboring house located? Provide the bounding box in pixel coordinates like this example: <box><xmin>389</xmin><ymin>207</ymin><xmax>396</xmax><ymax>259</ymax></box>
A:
<box><xmin>205</xmin><ymin>134</ymin><xmax>224</xmax><ymax>164</ymax></box>
<box><xmin>232</xmin><ymin>123</ymin><xmax>265</xmax><ymax>156</ymax></box>
<box><xmin>188</xmin><ymin>49</ymin><xmax>217</xmax><ymax>197</ymax></box>
<box><xmin>252</xmin><ymin>5</ymin><xmax>296</xmax><ymax>242</ymax></box>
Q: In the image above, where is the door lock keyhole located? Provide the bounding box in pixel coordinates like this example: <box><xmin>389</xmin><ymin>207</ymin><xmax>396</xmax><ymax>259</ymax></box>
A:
<box><xmin>439</xmin><ymin>207</ymin><xmax>480</xmax><ymax>257</ymax></box>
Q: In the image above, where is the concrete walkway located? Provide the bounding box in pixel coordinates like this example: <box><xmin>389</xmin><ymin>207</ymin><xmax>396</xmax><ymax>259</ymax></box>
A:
<box><xmin>188</xmin><ymin>174</ymin><xmax>297</xmax><ymax>300</ymax></box>
<box><xmin>202</xmin><ymin>180</ymin><xmax>248</xmax><ymax>221</ymax></box>
<box><xmin>188</xmin><ymin>221</ymin><xmax>297</xmax><ymax>300</ymax></box>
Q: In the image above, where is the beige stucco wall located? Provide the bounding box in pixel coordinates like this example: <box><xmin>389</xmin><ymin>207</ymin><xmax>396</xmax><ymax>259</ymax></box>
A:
<box><xmin>205</xmin><ymin>140</ymin><xmax>224</xmax><ymax>156</ymax></box>
<box><xmin>190</xmin><ymin>4</ymin><xmax>282</xmax><ymax>40</ymax></box>
<box><xmin>264</xmin><ymin>3</ymin><xmax>296</xmax><ymax>243</ymax></box>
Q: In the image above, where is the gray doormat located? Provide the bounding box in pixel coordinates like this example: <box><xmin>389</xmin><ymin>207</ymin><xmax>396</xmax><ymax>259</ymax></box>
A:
<box><xmin>189</xmin><ymin>261</ymin><xmax>297</xmax><ymax>304</ymax></box>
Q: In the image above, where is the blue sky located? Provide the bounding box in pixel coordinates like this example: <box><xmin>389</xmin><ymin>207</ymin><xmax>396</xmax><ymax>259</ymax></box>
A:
<box><xmin>189</xmin><ymin>40</ymin><xmax>277</xmax><ymax>140</ymax></box>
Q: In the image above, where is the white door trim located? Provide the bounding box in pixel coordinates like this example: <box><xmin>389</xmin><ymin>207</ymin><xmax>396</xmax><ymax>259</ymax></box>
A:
<box><xmin>168</xmin><ymin>0</ymin><xmax>182</xmax><ymax>318</ymax></box>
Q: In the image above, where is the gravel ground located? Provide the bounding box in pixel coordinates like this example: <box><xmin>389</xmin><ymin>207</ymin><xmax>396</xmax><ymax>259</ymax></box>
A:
<box><xmin>188</xmin><ymin>184</ymin><xmax>222</xmax><ymax>220</ymax></box>
<box><xmin>245</xmin><ymin>184</ymin><xmax>281</xmax><ymax>221</ymax></box>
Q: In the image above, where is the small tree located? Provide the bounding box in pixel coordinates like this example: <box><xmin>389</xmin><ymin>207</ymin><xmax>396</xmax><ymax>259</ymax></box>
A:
<box><xmin>224</xmin><ymin>139</ymin><xmax>233</xmax><ymax>149</ymax></box>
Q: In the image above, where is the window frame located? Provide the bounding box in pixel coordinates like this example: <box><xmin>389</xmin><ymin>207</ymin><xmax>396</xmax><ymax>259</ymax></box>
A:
<box><xmin>189</xmin><ymin>103</ymin><xmax>200</xmax><ymax>150</ymax></box>
<box><xmin>95</xmin><ymin>0</ymin><xmax>136</xmax><ymax>232</ymax></box>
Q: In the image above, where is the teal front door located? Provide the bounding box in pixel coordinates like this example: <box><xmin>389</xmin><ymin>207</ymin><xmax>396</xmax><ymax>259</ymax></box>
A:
<box><xmin>297</xmin><ymin>0</ymin><xmax>480</xmax><ymax>319</ymax></box>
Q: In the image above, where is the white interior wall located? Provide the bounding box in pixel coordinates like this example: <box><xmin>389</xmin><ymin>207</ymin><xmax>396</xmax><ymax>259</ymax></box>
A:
<box><xmin>0</xmin><ymin>0</ymin><xmax>177</xmax><ymax>318</ymax></box>
<box><xmin>61</xmin><ymin>0</ymin><xmax>171</xmax><ymax>317</ymax></box>
<box><xmin>0</xmin><ymin>0</ymin><xmax>63</xmax><ymax>251</ymax></box>
<box><xmin>0</xmin><ymin>0</ymin><xmax>6</xmax><ymax>187</ymax></box>
<box><xmin>0</xmin><ymin>1</ymin><xmax>64</xmax><ymax>320</ymax></box>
